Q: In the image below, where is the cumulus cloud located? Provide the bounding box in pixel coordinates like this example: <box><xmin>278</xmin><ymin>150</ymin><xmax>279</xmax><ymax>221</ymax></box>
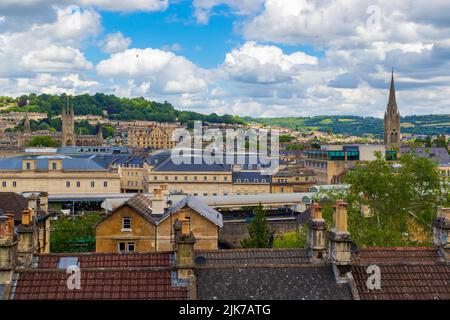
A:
<box><xmin>0</xmin><ymin>6</ymin><xmax>100</xmax><ymax>77</ymax></box>
<box><xmin>223</xmin><ymin>41</ymin><xmax>317</xmax><ymax>84</ymax></box>
<box><xmin>100</xmin><ymin>32</ymin><xmax>132</xmax><ymax>53</ymax></box>
<box><xmin>21</xmin><ymin>46</ymin><xmax>93</xmax><ymax>73</ymax></box>
<box><xmin>96</xmin><ymin>48</ymin><xmax>208</xmax><ymax>94</ymax></box>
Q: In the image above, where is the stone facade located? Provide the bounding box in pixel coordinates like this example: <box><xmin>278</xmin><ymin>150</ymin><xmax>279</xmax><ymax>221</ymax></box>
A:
<box><xmin>384</xmin><ymin>71</ymin><xmax>401</xmax><ymax>151</ymax></box>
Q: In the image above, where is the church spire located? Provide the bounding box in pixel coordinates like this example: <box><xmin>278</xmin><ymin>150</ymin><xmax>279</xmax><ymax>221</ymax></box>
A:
<box><xmin>387</xmin><ymin>68</ymin><xmax>397</xmax><ymax>112</ymax></box>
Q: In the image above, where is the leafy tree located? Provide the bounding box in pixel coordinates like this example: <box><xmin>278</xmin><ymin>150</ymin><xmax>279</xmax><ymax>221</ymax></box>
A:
<box><xmin>28</xmin><ymin>136</ymin><xmax>60</xmax><ymax>147</ymax></box>
<box><xmin>279</xmin><ymin>135</ymin><xmax>294</xmax><ymax>143</ymax></box>
<box><xmin>241</xmin><ymin>204</ymin><xmax>271</xmax><ymax>248</ymax></box>
<box><xmin>50</xmin><ymin>213</ymin><xmax>102</xmax><ymax>253</ymax></box>
<box><xmin>345</xmin><ymin>151</ymin><xmax>442</xmax><ymax>227</ymax></box>
<box><xmin>273</xmin><ymin>230</ymin><xmax>306</xmax><ymax>248</ymax></box>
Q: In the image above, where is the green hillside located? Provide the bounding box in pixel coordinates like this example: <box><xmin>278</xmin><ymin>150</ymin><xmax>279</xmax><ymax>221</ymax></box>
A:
<box><xmin>243</xmin><ymin>115</ymin><xmax>450</xmax><ymax>137</ymax></box>
<box><xmin>0</xmin><ymin>93</ymin><xmax>244</xmax><ymax>125</ymax></box>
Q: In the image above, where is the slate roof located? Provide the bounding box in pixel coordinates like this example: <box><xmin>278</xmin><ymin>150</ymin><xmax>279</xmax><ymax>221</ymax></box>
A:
<box><xmin>0</xmin><ymin>192</ymin><xmax>28</xmax><ymax>223</ymax></box>
<box><xmin>98</xmin><ymin>194</ymin><xmax>223</xmax><ymax>227</ymax></box>
<box><xmin>232</xmin><ymin>171</ymin><xmax>271</xmax><ymax>184</ymax></box>
<box><xmin>196</xmin><ymin>266</ymin><xmax>352</xmax><ymax>300</ymax></box>
<box><xmin>153</xmin><ymin>154</ymin><xmax>231</xmax><ymax>172</ymax></box>
<box><xmin>195</xmin><ymin>248</ymin><xmax>311</xmax><ymax>267</ymax></box>
<box><xmin>162</xmin><ymin>195</ymin><xmax>223</xmax><ymax>227</ymax></box>
<box><xmin>351</xmin><ymin>247</ymin><xmax>450</xmax><ymax>300</ymax></box>
<box><xmin>0</xmin><ymin>155</ymin><xmax>110</xmax><ymax>171</ymax></box>
<box><xmin>401</xmin><ymin>147</ymin><xmax>450</xmax><ymax>165</ymax></box>
<box><xmin>10</xmin><ymin>252</ymin><xmax>189</xmax><ymax>300</ymax></box>
<box><xmin>194</xmin><ymin>248</ymin><xmax>352</xmax><ymax>300</ymax></box>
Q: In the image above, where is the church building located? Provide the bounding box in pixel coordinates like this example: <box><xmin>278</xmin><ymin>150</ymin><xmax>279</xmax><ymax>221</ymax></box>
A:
<box><xmin>384</xmin><ymin>70</ymin><xmax>401</xmax><ymax>151</ymax></box>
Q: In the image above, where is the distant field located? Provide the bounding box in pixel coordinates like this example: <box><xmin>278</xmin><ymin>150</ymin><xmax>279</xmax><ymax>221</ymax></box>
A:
<box><xmin>421</xmin><ymin>122</ymin><xmax>450</xmax><ymax>127</ymax></box>
<box><xmin>319</xmin><ymin>118</ymin><xmax>333</xmax><ymax>125</ymax></box>
<box><xmin>244</xmin><ymin>114</ymin><xmax>450</xmax><ymax>137</ymax></box>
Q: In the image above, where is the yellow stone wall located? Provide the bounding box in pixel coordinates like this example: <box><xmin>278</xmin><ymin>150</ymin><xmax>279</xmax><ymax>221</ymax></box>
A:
<box><xmin>0</xmin><ymin>170</ymin><xmax>121</xmax><ymax>194</ymax></box>
<box><xmin>96</xmin><ymin>206</ymin><xmax>157</xmax><ymax>253</ymax></box>
<box><xmin>96</xmin><ymin>206</ymin><xmax>218</xmax><ymax>253</ymax></box>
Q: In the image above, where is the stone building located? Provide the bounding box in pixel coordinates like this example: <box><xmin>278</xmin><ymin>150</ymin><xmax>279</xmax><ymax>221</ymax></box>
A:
<box><xmin>384</xmin><ymin>70</ymin><xmax>401</xmax><ymax>151</ymax></box>
<box><xmin>17</xmin><ymin>105</ymin><xmax>104</xmax><ymax>148</ymax></box>
<box><xmin>95</xmin><ymin>190</ymin><xmax>223</xmax><ymax>252</ymax></box>
<box><xmin>126</xmin><ymin>122</ymin><xmax>180</xmax><ymax>150</ymax></box>
<box><xmin>1</xmin><ymin>201</ymin><xmax>449</xmax><ymax>300</ymax></box>
<box><xmin>0</xmin><ymin>155</ymin><xmax>121</xmax><ymax>195</ymax></box>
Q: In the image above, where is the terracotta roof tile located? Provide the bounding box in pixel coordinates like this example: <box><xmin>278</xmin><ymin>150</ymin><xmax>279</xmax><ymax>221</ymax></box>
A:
<box><xmin>11</xmin><ymin>270</ymin><xmax>188</xmax><ymax>300</ymax></box>
<box><xmin>351</xmin><ymin>264</ymin><xmax>450</xmax><ymax>300</ymax></box>
<box><xmin>36</xmin><ymin>252</ymin><xmax>173</xmax><ymax>269</ymax></box>
<box><xmin>352</xmin><ymin>247</ymin><xmax>439</xmax><ymax>265</ymax></box>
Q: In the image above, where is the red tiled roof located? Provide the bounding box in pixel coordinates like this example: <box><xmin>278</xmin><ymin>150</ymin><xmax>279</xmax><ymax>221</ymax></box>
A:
<box><xmin>352</xmin><ymin>247</ymin><xmax>439</xmax><ymax>265</ymax></box>
<box><xmin>351</xmin><ymin>264</ymin><xmax>450</xmax><ymax>300</ymax></box>
<box><xmin>12</xmin><ymin>270</ymin><xmax>188</xmax><ymax>300</ymax></box>
<box><xmin>351</xmin><ymin>247</ymin><xmax>450</xmax><ymax>300</ymax></box>
<box><xmin>36</xmin><ymin>252</ymin><xmax>173</xmax><ymax>269</ymax></box>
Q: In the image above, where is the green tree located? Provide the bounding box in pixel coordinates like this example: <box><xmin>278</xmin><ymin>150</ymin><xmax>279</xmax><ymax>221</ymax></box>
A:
<box><xmin>273</xmin><ymin>230</ymin><xmax>306</xmax><ymax>248</ymax></box>
<box><xmin>28</xmin><ymin>136</ymin><xmax>60</xmax><ymax>147</ymax></box>
<box><xmin>241</xmin><ymin>204</ymin><xmax>271</xmax><ymax>248</ymax></box>
<box><xmin>50</xmin><ymin>213</ymin><xmax>101</xmax><ymax>253</ymax></box>
<box><xmin>345</xmin><ymin>151</ymin><xmax>442</xmax><ymax>227</ymax></box>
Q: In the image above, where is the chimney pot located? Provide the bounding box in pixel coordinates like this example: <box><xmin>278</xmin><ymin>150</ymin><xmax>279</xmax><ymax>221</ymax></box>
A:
<box><xmin>21</xmin><ymin>208</ymin><xmax>32</xmax><ymax>225</ymax></box>
<box><xmin>0</xmin><ymin>214</ymin><xmax>14</xmax><ymax>240</ymax></box>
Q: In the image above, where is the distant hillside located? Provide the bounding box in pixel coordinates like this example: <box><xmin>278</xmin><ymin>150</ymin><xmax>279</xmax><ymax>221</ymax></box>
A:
<box><xmin>243</xmin><ymin>115</ymin><xmax>450</xmax><ymax>137</ymax></box>
<box><xmin>0</xmin><ymin>93</ymin><xmax>244</xmax><ymax>125</ymax></box>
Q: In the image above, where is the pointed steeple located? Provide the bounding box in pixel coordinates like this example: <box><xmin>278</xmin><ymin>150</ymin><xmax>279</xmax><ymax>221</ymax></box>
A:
<box><xmin>387</xmin><ymin>68</ymin><xmax>397</xmax><ymax>112</ymax></box>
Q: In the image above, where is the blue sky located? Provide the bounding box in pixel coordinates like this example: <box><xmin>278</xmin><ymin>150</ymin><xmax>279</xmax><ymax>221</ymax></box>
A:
<box><xmin>0</xmin><ymin>1</ymin><xmax>449</xmax><ymax>117</ymax></box>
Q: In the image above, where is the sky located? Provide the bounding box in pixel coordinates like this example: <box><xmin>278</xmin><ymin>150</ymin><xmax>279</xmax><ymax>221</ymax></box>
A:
<box><xmin>1</xmin><ymin>0</ymin><xmax>450</xmax><ymax>118</ymax></box>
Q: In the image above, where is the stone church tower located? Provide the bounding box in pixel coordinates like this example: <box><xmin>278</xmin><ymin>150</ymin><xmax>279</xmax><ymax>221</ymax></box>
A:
<box><xmin>384</xmin><ymin>70</ymin><xmax>401</xmax><ymax>151</ymax></box>
<box><xmin>61</xmin><ymin>102</ymin><xmax>75</xmax><ymax>147</ymax></box>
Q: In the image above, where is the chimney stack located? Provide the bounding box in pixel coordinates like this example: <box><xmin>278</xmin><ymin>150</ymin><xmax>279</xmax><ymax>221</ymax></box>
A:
<box><xmin>173</xmin><ymin>216</ymin><xmax>196</xmax><ymax>299</ymax></box>
<box><xmin>27</xmin><ymin>194</ymin><xmax>37</xmax><ymax>211</ymax></box>
<box><xmin>327</xmin><ymin>200</ymin><xmax>352</xmax><ymax>282</ymax></box>
<box><xmin>151</xmin><ymin>188</ymin><xmax>166</xmax><ymax>215</ymax></box>
<box><xmin>17</xmin><ymin>209</ymin><xmax>35</xmax><ymax>267</ymax></box>
<box><xmin>39</xmin><ymin>192</ymin><xmax>49</xmax><ymax>213</ymax></box>
<box><xmin>433</xmin><ymin>206</ymin><xmax>450</xmax><ymax>262</ymax></box>
<box><xmin>0</xmin><ymin>214</ymin><xmax>18</xmax><ymax>285</ymax></box>
<box><xmin>307</xmin><ymin>203</ymin><xmax>326</xmax><ymax>260</ymax></box>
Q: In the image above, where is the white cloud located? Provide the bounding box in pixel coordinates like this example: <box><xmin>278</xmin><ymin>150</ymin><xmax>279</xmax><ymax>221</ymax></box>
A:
<box><xmin>100</xmin><ymin>32</ymin><xmax>132</xmax><ymax>53</ymax></box>
<box><xmin>96</xmin><ymin>48</ymin><xmax>208</xmax><ymax>94</ymax></box>
<box><xmin>193</xmin><ymin>0</ymin><xmax>264</xmax><ymax>24</ymax></box>
<box><xmin>0</xmin><ymin>6</ymin><xmax>100</xmax><ymax>77</ymax></box>
<box><xmin>223</xmin><ymin>41</ymin><xmax>317</xmax><ymax>84</ymax></box>
<box><xmin>78</xmin><ymin>0</ymin><xmax>169</xmax><ymax>12</ymax></box>
<box><xmin>161</xmin><ymin>43</ymin><xmax>183</xmax><ymax>52</ymax></box>
<box><xmin>21</xmin><ymin>46</ymin><xmax>93</xmax><ymax>73</ymax></box>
